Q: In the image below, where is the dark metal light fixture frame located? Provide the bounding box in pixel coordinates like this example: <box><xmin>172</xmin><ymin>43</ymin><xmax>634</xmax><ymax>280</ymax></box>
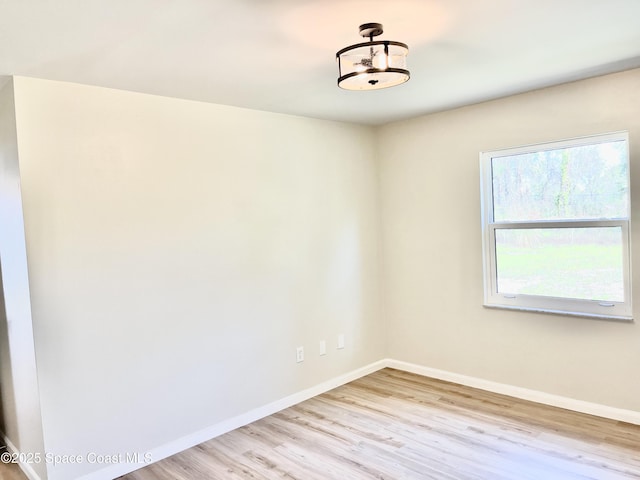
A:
<box><xmin>336</xmin><ymin>23</ymin><xmax>410</xmax><ymax>91</ymax></box>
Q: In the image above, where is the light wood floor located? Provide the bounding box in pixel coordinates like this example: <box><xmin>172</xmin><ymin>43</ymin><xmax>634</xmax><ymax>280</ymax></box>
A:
<box><xmin>0</xmin><ymin>443</ymin><xmax>29</xmax><ymax>480</ymax></box>
<box><xmin>120</xmin><ymin>368</ymin><xmax>640</xmax><ymax>480</ymax></box>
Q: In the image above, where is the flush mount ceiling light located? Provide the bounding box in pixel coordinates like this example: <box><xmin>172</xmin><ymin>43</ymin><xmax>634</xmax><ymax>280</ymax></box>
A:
<box><xmin>336</xmin><ymin>23</ymin><xmax>410</xmax><ymax>91</ymax></box>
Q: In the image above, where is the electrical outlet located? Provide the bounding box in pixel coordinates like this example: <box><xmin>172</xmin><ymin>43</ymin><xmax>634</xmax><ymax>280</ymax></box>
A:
<box><xmin>337</xmin><ymin>333</ymin><xmax>345</xmax><ymax>349</ymax></box>
<box><xmin>319</xmin><ymin>340</ymin><xmax>327</xmax><ymax>356</ymax></box>
<box><xmin>296</xmin><ymin>346</ymin><xmax>304</xmax><ymax>363</ymax></box>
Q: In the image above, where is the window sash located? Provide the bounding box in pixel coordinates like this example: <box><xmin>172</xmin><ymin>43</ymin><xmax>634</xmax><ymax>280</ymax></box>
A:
<box><xmin>484</xmin><ymin>220</ymin><xmax>631</xmax><ymax>319</ymax></box>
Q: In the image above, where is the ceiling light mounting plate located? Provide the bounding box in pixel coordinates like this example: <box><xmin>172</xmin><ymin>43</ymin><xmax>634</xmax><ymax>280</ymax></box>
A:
<box><xmin>359</xmin><ymin>22</ymin><xmax>384</xmax><ymax>39</ymax></box>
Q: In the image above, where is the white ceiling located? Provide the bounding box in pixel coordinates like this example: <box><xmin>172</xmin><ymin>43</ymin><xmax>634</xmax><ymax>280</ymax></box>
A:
<box><xmin>1</xmin><ymin>0</ymin><xmax>640</xmax><ymax>125</ymax></box>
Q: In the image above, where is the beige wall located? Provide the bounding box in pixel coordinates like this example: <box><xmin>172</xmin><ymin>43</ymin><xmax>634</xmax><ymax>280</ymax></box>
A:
<box><xmin>0</xmin><ymin>79</ymin><xmax>46</xmax><ymax>480</ymax></box>
<box><xmin>4</xmin><ymin>69</ymin><xmax>640</xmax><ymax>480</ymax></box>
<box><xmin>12</xmin><ymin>77</ymin><xmax>385</xmax><ymax>480</ymax></box>
<box><xmin>378</xmin><ymin>68</ymin><xmax>640</xmax><ymax>412</ymax></box>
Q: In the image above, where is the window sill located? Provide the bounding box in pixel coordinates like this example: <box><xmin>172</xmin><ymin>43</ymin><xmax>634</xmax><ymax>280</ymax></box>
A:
<box><xmin>483</xmin><ymin>303</ymin><xmax>633</xmax><ymax>322</ymax></box>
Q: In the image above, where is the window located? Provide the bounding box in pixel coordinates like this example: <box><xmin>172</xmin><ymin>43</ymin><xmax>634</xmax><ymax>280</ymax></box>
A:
<box><xmin>480</xmin><ymin>132</ymin><xmax>632</xmax><ymax>320</ymax></box>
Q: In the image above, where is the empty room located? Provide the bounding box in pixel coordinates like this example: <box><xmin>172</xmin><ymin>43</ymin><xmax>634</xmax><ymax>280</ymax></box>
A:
<box><xmin>0</xmin><ymin>1</ymin><xmax>639</xmax><ymax>479</ymax></box>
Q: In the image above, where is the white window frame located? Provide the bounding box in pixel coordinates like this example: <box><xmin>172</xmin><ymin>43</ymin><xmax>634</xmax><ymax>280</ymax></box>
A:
<box><xmin>480</xmin><ymin>132</ymin><xmax>632</xmax><ymax>321</ymax></box>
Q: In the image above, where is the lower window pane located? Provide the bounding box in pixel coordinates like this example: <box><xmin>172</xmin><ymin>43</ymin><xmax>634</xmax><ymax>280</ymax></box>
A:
<box><xmin>495</xmin><ymin>227</ymin><xmax>624</xmax><ymax>302</ymax></box>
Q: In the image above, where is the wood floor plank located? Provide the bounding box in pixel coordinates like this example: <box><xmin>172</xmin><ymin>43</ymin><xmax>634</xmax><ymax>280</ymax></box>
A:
<box><xmin>119</xmin><ymin>368</ymin><xmax>640</xmax><ymax>480</ymax></box>
<box><xmin>0</xmin><ymin>461</ymin><xmax>28</xmax><ymax>480</ymax></box>
<box><xmin>0</xmin><ymin>443</ymin><xmax>29</xmax><ymax>480</ymax></box>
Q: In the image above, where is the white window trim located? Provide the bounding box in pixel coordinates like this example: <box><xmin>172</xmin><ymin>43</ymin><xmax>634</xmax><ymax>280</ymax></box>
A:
<box><xmin>480</xmin><ymin>132</ymin><xmax>632</xmax><ymax>321</ymax></box>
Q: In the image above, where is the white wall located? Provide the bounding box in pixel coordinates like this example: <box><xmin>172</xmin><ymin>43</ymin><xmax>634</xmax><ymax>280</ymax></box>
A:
<box><xmin>12</xmin><ymin>77</ymin><xmax>385</xmax><ymax>480</ymax></box>
<box><xmin>0</xmin><ymin>78</ymin><xmax>46</xmax><ymax>480</ymax></box>
<box><xmin>378</xmin><ymin>68</ymin><xmax>640</xmax><ymax>412</ymax></box>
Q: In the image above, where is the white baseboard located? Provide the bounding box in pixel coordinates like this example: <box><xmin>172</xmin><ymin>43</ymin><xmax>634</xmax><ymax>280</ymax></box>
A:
<box><xmin>79</xmin><ymin>359</ymin><xmax>387</xmax><ymax>480</ymax></box>
<box><xmin>385</xmin><ymin>359</ymin><xmax>640</xmax><ymax>426</ymax></box>
<box><xmin>1</xmin><ymin>434</ymin><xmax>42</xmax><ymax>480</ymax></box>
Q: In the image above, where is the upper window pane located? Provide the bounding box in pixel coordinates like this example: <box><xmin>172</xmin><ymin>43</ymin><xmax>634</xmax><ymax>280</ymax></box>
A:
<box><xmin>491</xmin><ymin>140</ymin><xmax>628</xmax><ymax>222</ymax></box>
